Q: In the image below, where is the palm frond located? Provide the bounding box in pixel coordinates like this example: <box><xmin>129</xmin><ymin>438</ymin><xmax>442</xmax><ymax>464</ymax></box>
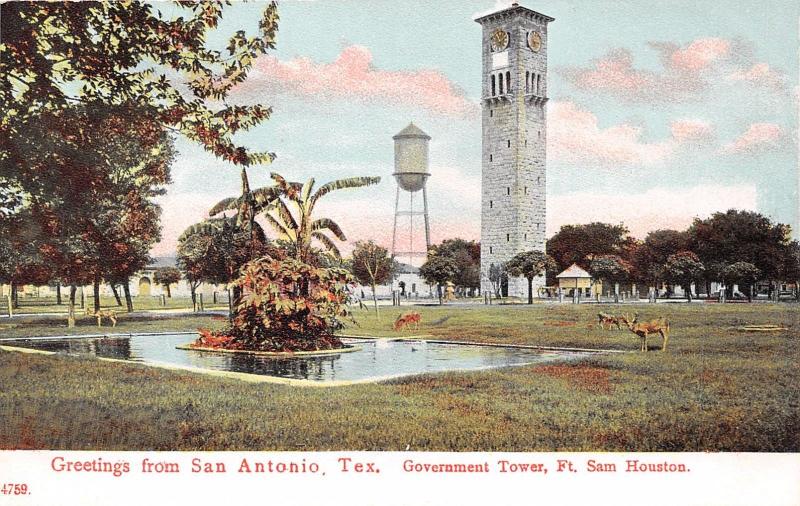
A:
<box><xmin>251</xmin><ymin>186</ymin><xmax>281</xmax><ymax>213</ymax></box>
<box><xmin>263</xmin><ymin>211</ymin><xmax>292</xmax><ymax>240</ymax></box>
<box><xmin>275</xmin><ymin>198</ymin><xmax>299</xmax><ymax>232</ymax></box>
<box><xmin>312</xmin><ymin>231</ymin><xmax>341</xmax><ymax>259</ymax></box>
<box><xmin>270</xmin><ymin>172</ymin><xmax>303</xmax><ymax>201</ymax></box>
<box><xmin>311</xmin><ymin>176</ymin><xmax>381</xmax><ymax>204</ymax></box>
<box><xmin>208</xmin><ymin>197</ymin><xmax>239</xmax><ymax>217</ymax></box>
<box><xmin>301</xmin><ymin>178</ymin><xmax>315</xmax><ymax>202</ymax></box>
<box><xmin>312</xmin><ymin>218</ymin><xmax>346</xmax><ymax>241</ymax></box>
<box><xmin>177</xmin><ymin>217</ymin><xmax>228</xmax><ymax>243</ymax></box>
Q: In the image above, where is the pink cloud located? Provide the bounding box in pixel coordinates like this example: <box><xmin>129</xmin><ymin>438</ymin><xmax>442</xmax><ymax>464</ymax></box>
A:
<box><xmin>728</xmin><ymin>63</ymin><xmax>788</xmax><ymax>92</ymax></box>
<box><xmin>670</xmin><ymin>119</ymin><xmax>714</xmax><ymax>143</ymax></box>
<box><xmin>562</xmin><ymin>37</ymin><xmax>789</xmax><ymax>103</ymax></box>
<box><xmin>722</xmin><ymin>123</ymin><xmax>787</xmax><ymax>155</ymax></box>
<box><xmin>548</xmin><ymin>101</ymin><xmax>678</xmax><ymax>167</ymax></box>
<box><xmin>668</xmin><ymin>38</ymin><xmax>731</xmax><ymax>71</ymax></box>
<box><xmin>235</xmin><ymin>45</ymin><xmax>478</xmax><ymax>117</ymax></box>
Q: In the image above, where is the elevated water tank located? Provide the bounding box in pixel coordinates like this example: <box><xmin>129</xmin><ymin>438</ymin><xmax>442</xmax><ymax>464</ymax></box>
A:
<box><xmin>393</xmin><ymin>122</ymin><xmax>430</xmax><ymax>193</ymax></box>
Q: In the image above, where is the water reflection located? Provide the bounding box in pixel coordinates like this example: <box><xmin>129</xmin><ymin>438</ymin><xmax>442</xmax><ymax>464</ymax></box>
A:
<box><xmin>2</xmin><ymin>334</ymin><xmax>585</xmax><ymax>382</ymax></box>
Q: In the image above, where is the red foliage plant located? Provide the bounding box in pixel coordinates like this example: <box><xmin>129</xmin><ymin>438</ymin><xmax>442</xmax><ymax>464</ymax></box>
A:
<box><xmin>194</xmin><ymin>256</ymin><xmax>355</xmax><ymax>352</ymax></box>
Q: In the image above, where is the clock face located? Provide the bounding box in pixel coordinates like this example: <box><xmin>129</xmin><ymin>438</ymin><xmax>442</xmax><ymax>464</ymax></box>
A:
<box><xmin>528</xmin><ymin>31</ymin><xmax>542</xmax><ymax>52</ymax></box>
<box><xmin>490</xmin><ymin>29</ymin><xmax>509</xmax><ymax>52</ymax></box>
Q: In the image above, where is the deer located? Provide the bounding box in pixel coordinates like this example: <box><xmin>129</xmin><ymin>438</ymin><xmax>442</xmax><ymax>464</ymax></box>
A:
<box><xmin>93</xmin><ymin>309</ymin><xmax>118</xmax><ymax>328</ymax></box>
<box><xmin>597</xmin><ymin>312</ymin><xmax>622</xmax><ymax>330</ymax></box>
<box><xmin>393</xmin><ymin>311</ymin><xmax>421</xmax><ymax>332</ymax></box>
<box><xmin>619</xmin><ymin>313</ymin><xmax>669</xmax><ymax>352</ymax></box>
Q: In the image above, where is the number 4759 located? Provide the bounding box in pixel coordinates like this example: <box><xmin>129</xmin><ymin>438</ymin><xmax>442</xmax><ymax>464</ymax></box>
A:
<box><xmin>1</xmin><ymin>483</ymin><xmax>28</xmax><ymax>495</ymax></box>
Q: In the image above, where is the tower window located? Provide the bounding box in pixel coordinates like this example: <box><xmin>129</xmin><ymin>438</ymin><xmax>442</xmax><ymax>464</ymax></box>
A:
<box><xmin>538</xmin><ymin>130</ymin><xmax>541</xmax><ymax>139</ymax></box>
<box><xmin>507</xmin><ymin>187</ymin><xmax>510</xmax><ymax>195</ymax></box>
<box><xmin>490</xmin><ymin>109</ymin><xmax>493</xmax><ymax>117</ymax></box>
<box><xmin>506</xmin><ymin>234</ymin><xmax>510</xmax><ymax>242</ymax></box>
<box><xmin>507</xmin><ymin>140</ymin><xmax>511</xmax><ymax>148</ymax></box>
<box><xmin>489</xmin><ymin>154</ymin><xmax>493</xmax><ymax>162</ymax></box>
<box><xmin>499</xmin><ymin>73</ymin><xmax>504</xmax><ymax>94</ymax></box>
<box><xmin>490</xmin><ymin>246</ymin><xmax>493</xmax><ymax>254</ymax></box>
<box><xmin>525</xmin><ymin>139</ymin><xmax>527</xmax><ymax>147</ymax></box>
<box><xmin>491</xmin><ymin>75</ymin><xmax>496</xmax><ymax>97</ymax></box>
<box><xmin>524</xmin><ymin>186</ymin><xmax>528</xmax><ymax>195</ymax></box>
<box><xmin>524</xmin><ymin>233</ymin><xmax>527</xmax><ymax>240</ymax></box>
<box><xmin>490</xmin><ymin>200</ymin><xmax>493</xmax><ymax>208</ymax></box>
<box><xmin>525</xmin><ymin>71</ymin><xmax>530</xmax><ymax>93</ymax></box>
<box><xmin>537</xmin><ymin>74</ymin><xmax>542</xmax><ymax>95</ymax></box>
<box><xmin>537</xmin><ymin>176</ymin><xmax>541</xmax><ymax>184</ymax></box>
<box><xmin>506</xmin><ymin>71</ymin><xmax>511</xmax><ymax>92</ymax></box>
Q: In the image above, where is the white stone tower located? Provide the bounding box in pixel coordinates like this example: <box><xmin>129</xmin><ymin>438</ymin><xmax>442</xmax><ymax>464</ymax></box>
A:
<box><xmin>475</xmin><ymin>3</ymin><xmax>553</xmax><ymax>297</ymax></box>
<box><xmin>391</xmin><ymin>123</ymin><xmax>432</xmax><ymax>266</ymax></box>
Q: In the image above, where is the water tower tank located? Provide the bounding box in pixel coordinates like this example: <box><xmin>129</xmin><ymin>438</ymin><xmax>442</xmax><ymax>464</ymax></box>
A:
<box><xmin>393</xmin><ymin>122</ymin><xmax>430</xmax><ymax>192</ymax></box>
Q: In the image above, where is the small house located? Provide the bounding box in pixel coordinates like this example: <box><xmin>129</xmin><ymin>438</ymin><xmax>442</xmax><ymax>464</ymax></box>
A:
<box><xmin>555</xmin><ymin>263</ymin><xmax>600</xmax><ymax>297</ymax></box>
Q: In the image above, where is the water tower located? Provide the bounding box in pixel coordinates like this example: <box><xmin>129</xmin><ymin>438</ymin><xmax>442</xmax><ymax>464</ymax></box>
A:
<box><xmin>392</xmin><ymin>122</ymin><xmax>431</xmax><ymax>266</ymax></box>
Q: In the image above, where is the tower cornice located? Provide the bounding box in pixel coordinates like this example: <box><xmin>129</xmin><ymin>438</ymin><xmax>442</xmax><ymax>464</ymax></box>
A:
<box><xmin>474</xmin><ymin>3</ymin><xmax>554</xmax><ymax>25</ymax></box>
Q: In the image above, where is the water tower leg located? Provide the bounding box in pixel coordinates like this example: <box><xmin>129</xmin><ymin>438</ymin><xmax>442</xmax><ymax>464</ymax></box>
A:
<box><xmin>422</xmin><ymin>185</ymin><xmax>431</xmax><ymax>251</ymax></box>
<box><xmin>391</xmin><ymin>185</ymin><xmax>400</xmax><ymax>257</ymax></box>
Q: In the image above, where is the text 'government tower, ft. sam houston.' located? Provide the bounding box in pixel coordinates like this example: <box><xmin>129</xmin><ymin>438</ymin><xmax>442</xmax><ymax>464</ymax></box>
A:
<box><xmin>477</xmin><ymin>3</ymin><xmax>553</xmax><ymax>298</ymax></box>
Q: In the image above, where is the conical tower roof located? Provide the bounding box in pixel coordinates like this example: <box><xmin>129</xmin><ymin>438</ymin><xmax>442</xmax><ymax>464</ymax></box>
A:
<box><xmin>393</xmin><ymin>122</ymin><xmax>431</xmax><ymax>140</ymax></box>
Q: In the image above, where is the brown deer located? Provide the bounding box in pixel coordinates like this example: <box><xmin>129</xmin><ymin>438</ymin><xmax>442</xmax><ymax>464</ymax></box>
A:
<box><xmin>393</xmin><ymin>311</ymin><xmax>421</xmax><ymax>332</ymax></box>
<box><xmin>620</xmin><ymin>313</ymin><xmax>669</xmax><ymax>352</ymax></box>
<box><xmin>597</xmin><ymin>312</ymin><xmax>622</xmax><ymax>330</ymax></box>
<box><xmin>93</xmin><ymin>309</ymin><xmax>117</xmax><ymax>328</ymax></box>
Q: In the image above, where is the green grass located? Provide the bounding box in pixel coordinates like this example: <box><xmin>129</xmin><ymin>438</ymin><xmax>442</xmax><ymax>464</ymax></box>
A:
<box><xmin>0</xmin><ymin>303</ymin><xmax>798</xmax><ymax>451</ymax></box>
<box><xmin>3</xmin><ymin>295</ymin><xmax>229</xmax><ymax>315</ymax></box>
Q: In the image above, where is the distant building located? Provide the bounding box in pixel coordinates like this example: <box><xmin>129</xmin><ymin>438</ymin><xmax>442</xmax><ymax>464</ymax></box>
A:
<box><xmin>555</xmin><ymin>263</ymin><xmax>600</xmax><ymax>297</ymax></box>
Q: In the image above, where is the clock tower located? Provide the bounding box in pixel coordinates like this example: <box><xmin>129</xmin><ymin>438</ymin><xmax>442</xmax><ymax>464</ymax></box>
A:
<box><xmin>475</xmin><ymin>3</ymin><xmax>554</xmax><ymax>298</ymax></box>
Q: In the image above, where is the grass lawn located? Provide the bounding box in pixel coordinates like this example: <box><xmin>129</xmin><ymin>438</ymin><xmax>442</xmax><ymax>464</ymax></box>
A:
<box><xmin>3</xmin><ymin>295</ymin><xmax>230</xmax><ymax>315</ymax></box>
<box><xmin>0</xmin><ymin>303</ymin><xmax>797</xmax><ymax>451</ymax></box>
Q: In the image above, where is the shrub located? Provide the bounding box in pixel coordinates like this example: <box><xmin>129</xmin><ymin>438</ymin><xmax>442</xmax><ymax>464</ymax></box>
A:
<box><xmin>195</xmin><ymin>256</ymin><xmax>355</xmax><ymax>352</ymax></box>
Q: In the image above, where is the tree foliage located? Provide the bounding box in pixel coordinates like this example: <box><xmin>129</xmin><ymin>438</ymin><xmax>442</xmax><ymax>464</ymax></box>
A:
<box><xmin>546</xmin><ymin>222</ymin><xmax>632</xmax><ymax>272</ymax></box>
<box><xmin>195</xmin><ymin>257</ymin><xmax>354</xmax><ymax>352</ymax></box>
<box><xmin>662</xmin><ymin>251</ymin><xmax>705</xmax><ymax>301</ymax></box>
<box><xmin>506</xmin><ymin>250</ymin><xmax>556</xmax><ymax>304</ymax></box>
<box><xmin>1</xmin><ymin>1</ymin><xmax>279</xmax><ymax>167</ymax></box>
<box><xmin>722</xmin><ymin>262</ymin><xmax>761</xmax><ymax>301</ymax></box>
<box><xmin>428</xmin><ymin>239</ymin><xmax>481</xmax><ymax>293</ymax></box>
<box><xmin>350</xmin><ymin>240</ymin><xmax>395</xmax><ymax>314</ymax></box>
<box><xmin>420</xmin><ymin>255</ymin><xmax>459</xmax><ymax>304</ymax></box>
<box><xmin>153</xmin><ymin>267</ymin><xmax>181</xmax><ymax>297</ymax></box>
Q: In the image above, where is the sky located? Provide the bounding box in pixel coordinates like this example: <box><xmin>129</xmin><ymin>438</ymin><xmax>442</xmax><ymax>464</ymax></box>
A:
<box><xmin>151</xmin><ymin>0</ymin><xmax>800</xmax><ymax>257</ymax></box>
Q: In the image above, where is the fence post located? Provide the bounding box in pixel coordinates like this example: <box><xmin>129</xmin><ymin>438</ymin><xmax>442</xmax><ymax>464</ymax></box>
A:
<box><xmin>161</xmin><ymin>294</ymin><xmax>166</xmax><ymax>306</ymax></box>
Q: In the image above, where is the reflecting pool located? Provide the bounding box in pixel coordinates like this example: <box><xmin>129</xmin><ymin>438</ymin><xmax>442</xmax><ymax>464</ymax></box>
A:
<box><xmin>1</xmin><ymin>334</ymin><xmax>591</xmax><ymax>382</ymax></box>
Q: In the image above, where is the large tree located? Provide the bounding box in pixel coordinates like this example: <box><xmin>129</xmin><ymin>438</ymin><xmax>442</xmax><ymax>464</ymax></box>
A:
<box><xmin>350</xmin><ymin>241</ymin><xmax>395</xmax><ymax>315</ymax></box>
<box><xmin>420</xmin><ymin>256</ymin><xmax>459</xmax><ymax>305</ymax></box>
<box><xmin>1</xmin><ymin>1</ymin><xmax>279</xmax><ymax>172</ymax></box>
<box><xmin>688</xmin><ymin>210</ymin><xmax>790</xmax><ymax>295</ymax></box>
<box><xmin>429</xmin><ymin>239</ymin><xmax>481</xmax><ymax>295</ymax></box>
<box><xmin>630</xmin><ymin>229</ymin><xmax>689</xmax><ymax>289</ymax></box>
<box><xmin>506</xmin><ymin>250</ymin><xmax>556</xmax><ymax>304</ymax></box>
<box><xmin>662</xmin><ymin>251</ymin><xmax>705</xmax><ymax>302</ymax></box>
<box><xmin>589</xmin><ymin>254</ymin><xmax>632</xmax><ymax>300</ymax></box>
<box><xmin>546</xmin><ymin>222</ymin><xmax>632</xmax><ymax>272</ymax></box>
<box><xmin>722</xmin><ymin>262</ymin><xmax>761</xmax><ymax>302</ymax></box>
<box><xmin>154</xmin><ymin>267</ymin><xmax>181</xmax><ymax>298</ymax></box>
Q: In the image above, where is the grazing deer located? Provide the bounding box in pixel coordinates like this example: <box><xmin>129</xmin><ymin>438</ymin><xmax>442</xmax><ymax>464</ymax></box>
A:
<box><xmin>597</xmin><ymin>312</ymin><xmax>622</xmax><ymax>330</ymax></box>
<box><xmin>620</xmin><ymin>313</ymin><xmax>669</xmax><ymax>352</ymax></box>
<box><xmin>94</xmin><ymin>309</ymin><xmax>117</xmax><ymax>328</ymax></box>
<box><xmin>393</xmin><ymin>311</ymin><xmax>421</xmax><ymax>332</ymax></box>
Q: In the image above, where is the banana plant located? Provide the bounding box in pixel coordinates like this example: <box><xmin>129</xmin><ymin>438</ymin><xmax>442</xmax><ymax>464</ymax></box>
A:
<box><xmin>264</xmin><ymin>172</ymin><xmax>381</xmax><ymax>262</ymax></box>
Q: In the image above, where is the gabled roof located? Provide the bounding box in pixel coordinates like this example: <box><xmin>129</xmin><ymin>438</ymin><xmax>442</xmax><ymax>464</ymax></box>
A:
<box><xmin>556</xmin><ymin>263</ymin><xmax>592</xmax><ymax>279</ymax></box>
<box><xmin>474</xmin><ymin>3</ymin><xmax>555</xmax><ymax>24</ymax></box>
<box><xmin>393</xmin><ymin>122</ymin><xmax>431</xmax><ymax>140</ymax></box>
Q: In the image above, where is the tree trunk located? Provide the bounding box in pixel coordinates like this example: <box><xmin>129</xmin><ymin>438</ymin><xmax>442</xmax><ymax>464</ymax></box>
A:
<box><xmin>685</xmin><ymin>283</ymin><xmax>692</xmax><ymax>302</ymax></box>
<box><xmin>111</xmin><ymin>283</ymin><xmax>123</xmax><ymax>306</ymax></box>
<box><xmin>527</xmin><ymin>277</ymin><xmax>533</xmax><ymax>304</ymax></box>
<box><xmin>165</xmin><ymin>284</ymin><xmax>172</xmax><ymax>298</ymax></box>
<box><xmin>438</xmin><ymin>285</ymin><xmax>443</xmax><ymax>305</ymax></box>
<box><xmin>93</xmin><ymin>278</ymin><xmax>101</xmax><ymax>313</ymax></box>
<box><xmin>6</xmin><ymin>289</ymin><xmax>12</xmax><ymax>317</ymax></box>
<box><xmin>11</xmin><ymin>282</ymin><xmax>19</xmax><ymax>309</ymax></box>
<box><xmin>56</xmin><ymin>282</ymin><xmax>62</xmax><ymax>305</ymax></box>
<box><xmin>123</xmin><ymin>282</ymin><xmax>134</xmax><ymax>313</ymax></box>
<box><xmin>371</xmin><ymin>282</ymin><xmax>379</xmax><ymax>315</ymax></box>
<box><xmin>191</xmin><ymin>285</ymin><xmax>197</xmax><ymax>312</ymax></box>
<box><xmin>68</xmin><ymin>285</ymin><xmax>76</xmax><ymax>328</ymax></box>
